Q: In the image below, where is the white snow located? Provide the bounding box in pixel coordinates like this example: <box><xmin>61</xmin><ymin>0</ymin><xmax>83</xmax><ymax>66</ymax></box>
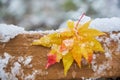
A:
<box><xmin>97</xmin><ymin>31</ymin><xmax>120</xmax><ymax>56</ymax></box>
<box><xmin>96</xmin><ymin>62</ymin><xmax>110</xmax><ymax>75</ymax></box>
<box><xmin>91</xmin><ymin>54</ymin><xmax>97</xmax><ymax>72</ymax></box>
<box><xmin>18</xmin><ymin>56</ymin><xmax>24</xmax><ymax>63</ymax></box>
<box><xmin>0</xmin><ymin>24</ymin><xmax>25</xmax><ymax>42</ymax></box>
<box><xmin>24</xmin><ymin>70</ymin><xmax>38</xmax><ymax>80</ymax></box>
<box><xmin>105</xmin><ymin>52</ymin><xmax>112</xmax><ymax>59</ymax></box>
<box><xmin>99</xmin><ymin>37</ymin><xmax>112</xmax><ymax>59</ymax></box>
<box><xmin>0</xmin><ymin>52</ymin><xmax>40</xmax><ymax>80</ymax></box>
<box><xmin>73</xmin><ymin>15</ymin><xmax>91</xmax><ymax>24</ymax></box>
<box><xmin>23</xmin><ymin>56</ymin><xmax>32</xmax><ymax>66</ymax></box>
<box><xmin>110</xmin><ymin>32</ymin><xmax>120</xmax><ymax>42</ymax></box>
<box><xmin>92</xmin><ymin>32</ymin><xmax>120</xmax><ymax>76</ymax></box>
<box><xmin>59</xmin><ymin>15</ymin><xmax>91</xmax><ymax>28</ymax></box>
<box><xmin>10</xmin><ymin>62</ymin><xmax>21</xmax><ymax>80</ymax></box>
<box><xmin>0</xmin><ymin>52</ymin><xmax>12</xmax><ymax>80</ymax></box>
<box><xmin>90</xmin><ymin>17</ymin><xmax>120</xmax><ymax>32</ymax></box>
<box><xmin>0</xmin><ymin>17</ymin><xmax>120</xmax><ymax>43</ymax></box>
<box><xmin>25</xmin><ymin>30</ymin><xmax>58</xmax><ymax>34</ymax></box>
<box><xmin>59</xmin><ymin>17</ymin><xmax>120</xmax><ymax>32</ymax></box>
<box><xmin>104</xmin><ymin>38</ymin><xmax>111</xmax><ymax>46</ymax></box>
<box><xmin>92</xmin><ymin>63</ymin><xmax>97</xmax><ymax>72</ymax></box>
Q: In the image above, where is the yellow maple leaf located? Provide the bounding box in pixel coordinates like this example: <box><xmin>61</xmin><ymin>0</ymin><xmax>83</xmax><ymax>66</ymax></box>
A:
<box><xmin>92</xmin><ymin>39</ymin><xmax>104</xmax><ymax>52</ymax></box>
<box><xmin>78</xmin><ymin>20</ymin><xmax>91</xmax><ymax>30</ymax></box>
<box><xmin>32</xmin><ymin>33</ymin><xmax>62</xmax><ymax>47</ymax></box>
<box><xmin>67</xmin><ymin>20</ymin><xmax>74</xmax><ymax>30</ymax></box>
<box><xmin>71</xmin><ymin>40</ymin><xmax>82</xmax><ymax>67</ymax></box>
<box><xmin>32</xmin><ymin>16</ymin><xmax>106</xmax><ymax>76</ymax></box>
<box><xmin>62</xmin><ymin>52</ymin><xmax>73</xmax><ymax>76</ymax></box>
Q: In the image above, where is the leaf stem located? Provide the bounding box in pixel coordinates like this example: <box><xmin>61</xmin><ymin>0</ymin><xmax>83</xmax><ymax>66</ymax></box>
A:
<box><xmin>74</xmin><ymin>13</ymin><xmax>85</xmax><ymax>39</ymax></box>
<box><xmin>75</xmin><ymin>13</ymin><xmax>85</xmax><ymax>29</ymax></box>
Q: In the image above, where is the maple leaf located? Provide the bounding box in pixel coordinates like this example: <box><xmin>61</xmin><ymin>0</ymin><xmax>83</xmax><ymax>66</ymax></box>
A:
<box><xmin>32</xmin><ymin>33</ymin><xmax>63</xmax><ymax>47</ymax></box>
<box><xmin>67</xmin><ymin>20</ymin><xmax>74</xmax><ymax>30</ymax></box>
<box><xmin>32</xmin><ymin>14</ymin><xmax>106</xmax><ymax>76</ymax></box>
<box><xmin>71</xmin><ymin>40</ymin><xmax>82</xmax><ymax>67</ymax></box>
<box><xmin>78</xmin><ymin>21</ymin><xmax>105</xmax><ymax>37</ymax></box>
<box><xmin>51</xmin><ymin>44</ymin><xmax>62</xmax><ymax>62</ymax></box>
<box><xmin>45</xmin><ymin>45</ymin><xmax>62</xmax><ymax>69</ymax></box>
<box><xmin>60</xmin><ymin>39</ymin><xmax>74</xmax><ymax>53</ymax></box>
<box><xmin>45</xmin><ymin>53</ymin><xmax>57</xmax><ymax>69</ymax></box>
<box><xmin>62</xmin><ymin>52</ymin><xmax>73</xmax><ymax>76</ymax></box>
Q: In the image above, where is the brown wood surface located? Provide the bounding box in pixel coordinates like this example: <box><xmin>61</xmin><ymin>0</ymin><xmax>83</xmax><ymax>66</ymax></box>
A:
<box><xmin>0</xmin><ymin>33</ymin><xmax>120</xmax><ymax>80</ymax></box>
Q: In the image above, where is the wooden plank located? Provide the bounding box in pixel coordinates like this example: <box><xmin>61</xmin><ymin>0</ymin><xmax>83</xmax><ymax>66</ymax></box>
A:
<box><xmin>0</xmin><ymin>32</ymin><xmax>120</xmax><ymax>80</ymax></box>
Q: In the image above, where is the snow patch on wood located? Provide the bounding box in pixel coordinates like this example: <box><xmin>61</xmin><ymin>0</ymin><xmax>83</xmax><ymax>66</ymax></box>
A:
<box><xmin>91</xmin><ymin>32</ymin><xmax>120</xmax><ymax>76</ymax></box>
<box><xmin>0</xmin><ymin>52</ymin><xmax>12</xmax><ymax>80</ymax></box>
<box><xmin>0</xmin><ymin>52</ymin><xmax>40</xmax><ymax>80</ymax></box>
<box><xmin>0</xmin><ymin>24</ymin><xmax>25</xmax><ymax>42</ymax></box>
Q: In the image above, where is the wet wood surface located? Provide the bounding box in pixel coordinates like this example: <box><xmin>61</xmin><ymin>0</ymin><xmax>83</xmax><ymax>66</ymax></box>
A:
<box><xmin>0</xmin><ymin>33</ymin><xmax>120</xmax><ymax>80</ymax></box>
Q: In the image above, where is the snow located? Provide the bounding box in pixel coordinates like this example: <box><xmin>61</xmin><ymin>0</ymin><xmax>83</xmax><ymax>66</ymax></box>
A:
<box><xmin>0</xmin><ymin>17</ymin><xmax>120</xmax><ymax>43</ymax></box>
<box><xmin>81</xmin><ymin>77</ymin><xmax>98</xmax><ymax>80</ymax></box>
<box><xmin>11</xmin><ymin>62</ymin><xmax>21</xmax><ymax>80</ymax></box>
<box><xmin>0</xmin><ymin>52</ymin><xmax>12</xmax><ymax>80</ymax></box>
<box><xmin>92</xmin><ymin>32</ymin><xmax>120</xmax><ymax>76</ymax></box>
<box><xmin>96</xmin><ymin>62</ymin><xmax>110</xmax><ymax>75</ymax></box>
<box><xmin>24</xmin><ymin>70</ymin><xmax>38</xmax><ymax>80</ymax></box>
<box><xmin>59</xmin><ymin>15</ymin><xmax>91</xmax><ymax>28</ymax></box>
<box><xmin>23</xmin><ymin>56</ymin><xmax>32</xmax><ymax>66</ymax></box>
<box><xmin>104</xmin><ymin>38</ymin><xmax>111</xmax><ymax>46</ymax></box>
<box><xmin>25</xmin><ymin>30</ymin><xmax>57</xmax><ymax>34</ymax></box>
<box><xmin>90</xmin><ymin>17</ymin><xmax>120</xmax><ymax>32</ymax></box>
<box><xmin>72</xmin><ymin>15</ymin><xmax>91</xmax><ymax>24</ymax></box>
<box><xmin>91</xmin><ymin>54</ymin><xmax>97</xmax><ymax>72</ymax></box>
<box><xmin>0</xmin><ymin>52</ymin><xmax>40</xmax><ymax>80</ymax></box>
<box><xmin>110</xmin><ymin>32</ymin><xmax>120</xmax><ymax>42</ymax></box>
<box><xmin>18</xmin><ymin>56</ymin><xmax>33</xmax><ymax>68</ymax></box>
<box><xmin>0</xmin><ymin>24</ymin><xmax>25</xmax><ymax>42</ymax></box>
<box><xmin>18</xmin><ymin>56</ymin><xmax>24</xmax><ymax>63</ymax></box>
<box><xmin>92</xmin><ymin>60</ymin><xmax>111</xmax><ymax>76</ymax></box>
<box><xmin>105</xmin><ymin>52</ymin><xmax>112</xmax><ymax>59</ymax></box>
<box><xmin>60</xmin><ymin>17</ymin><xmax>120</xmax><ymax>32</ymax></box>
<box><xmin>97</xmin><ymin>31</ymin><xmax>120</xmax><ymax>56</ymax></box>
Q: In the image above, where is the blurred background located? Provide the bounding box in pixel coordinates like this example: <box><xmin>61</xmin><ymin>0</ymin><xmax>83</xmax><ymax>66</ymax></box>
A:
<box><xmin>0</xmin><ymin>0</ymin><xmax>120</xmax><ymax>31</ymax></box>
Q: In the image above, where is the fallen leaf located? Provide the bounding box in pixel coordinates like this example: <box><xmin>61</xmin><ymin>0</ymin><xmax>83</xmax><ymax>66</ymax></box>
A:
<box><xmin>63</xmin><ymin>52</ymin><xmax>73</xmax><ymax>76</ymax></box>
<box><xmin>32</xmin><ymin>16</ymin><xmax>105</xmax><ymax>76</ymax></box>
